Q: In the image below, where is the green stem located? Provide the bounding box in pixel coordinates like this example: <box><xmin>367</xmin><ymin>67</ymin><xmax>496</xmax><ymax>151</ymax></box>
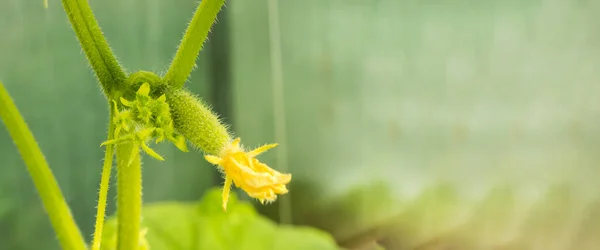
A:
<box><xmin>91</xmin><ymin>102</ymin><xmax>116</xmax><ymax>250</ymax></box>
<box><xmin>116</xmin><ymin>142</ymin><xmax>142</xmax><ymax>250</ymax></box>
<box><xmin>0</xmin><ymin>81</ymin><xmax>87</xmax><ymax>250</ymax></box>
<box><xmin>61</xmin><ymin>0</ymin><xmax>127</xmax><ymax>97</ymax></box>
<box><xmin>164</xmin><ymin>0</ymin><xmax>226</xmax><ymax>89</ymax></box>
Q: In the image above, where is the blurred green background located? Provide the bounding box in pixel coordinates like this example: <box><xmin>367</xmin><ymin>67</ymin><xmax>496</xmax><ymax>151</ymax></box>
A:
<box><xmin>2</xmin><ymin>0</ymin><xmax>600</xmax><ymax>249</ymax></box>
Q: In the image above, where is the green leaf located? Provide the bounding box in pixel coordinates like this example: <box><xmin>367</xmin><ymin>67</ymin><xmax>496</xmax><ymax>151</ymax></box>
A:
<box><xmin>390</xmin><ymin>181</ymin><xmax>462</xmax><ymax>247</ymax></box>
<box><xmin>458</xmin><ymin>184</ymin><xmax>518</xmax><ymax>247</ymax></box>
<box><xmin>101</xmin><ymin>188</ymin><xmax>339</xmax><ymax>250</ymax></box>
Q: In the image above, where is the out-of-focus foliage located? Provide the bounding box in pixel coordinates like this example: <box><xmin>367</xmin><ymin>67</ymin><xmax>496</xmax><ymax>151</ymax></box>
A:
<box><xmin>2</xmin><ymin>0</ymin><xmax>600</xmax><ymax>249</ymax></box>
<box><xmin>284</xmin><ymin>181</ymin><xmax>403</xmax><ymax>242</ymax></box>
<box><xmin>230</xmin><ymin>0</ymin><xmax>600</xmax><ymax>248</ymax></box>
<box><xmin>255</xmin><ymin>179</ymin><xmax>598</xmax><ymax>250</ymax></box>
<box><xmin>292</xmin><ymin>181</ymin><xmax>600</xmax><ymax>250</ymax></box>
<box><xmin>100</xmin><ymin>188</ymin><xmax>339</xmax><ymax>250</ymax></box>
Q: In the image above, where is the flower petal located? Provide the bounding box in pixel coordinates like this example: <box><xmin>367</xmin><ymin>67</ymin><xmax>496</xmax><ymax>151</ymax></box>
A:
<box><xmin>222</xmin><ymin>176</ymin><xmax>232</xmax><ymax>211</ymax></box>
<box><xmin>205</xmin><ymin>155</ymin><xmax>223</xmax><ymax>165</ymax></box>
<box><xmin>249</xmin><ymin>143</ymin><xmax>278</xmax><ymax>157</ymax></box>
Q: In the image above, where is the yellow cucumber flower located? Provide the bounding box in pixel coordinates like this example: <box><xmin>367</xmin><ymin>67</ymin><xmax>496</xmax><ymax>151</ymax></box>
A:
<box><xmin>204</xmin><ymin>138</ymin><xmax>292</xmax><ymax>211</ymax></box>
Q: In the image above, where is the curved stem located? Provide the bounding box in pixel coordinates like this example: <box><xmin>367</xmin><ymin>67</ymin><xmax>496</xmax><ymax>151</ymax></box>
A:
<box><xmin>163</xmin><ymin>0</ymin><xmax>226</xmax><ymax>89</ymax></box>
<box><xmin>116</xmin><ymin>141</ymin><xmax>142</xmax><ymax>250</ymax></box>
<box><xmin>91</xmin><ymin>102</ymin><xmax>116</xmax><ymax>250</ymax></box>
<box><xmin>0</xmin><ymin>81</ymin><xmax>87</xmax><ymax>250</ymax></box>
<box><xmin>61</xmin><ymin>0</ymin><xmax>127</xmax><ymax>97</ymax></box>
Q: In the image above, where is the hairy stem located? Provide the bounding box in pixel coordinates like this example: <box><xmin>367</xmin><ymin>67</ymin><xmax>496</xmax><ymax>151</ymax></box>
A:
<box><xmin>116</xmin><ymin>142</ymin><xmax>142</xmax><ymax>250</ymax></box>
<box><xmin>164</xmin><ymin>0</ymin><xmax>226</xmax><ymax>89</ymax></box>
<box><xmin>91</xmin><ymin>102</ymin><xmax>116</xmax><ymax>250</ymax></box>
<box><xmin>0</xmin><ymin>81</ymin><xmax>87</xmax><ymax>250</ymax></box>
<box><xmin>61</xmin><ymin>0</ymin><xmax>127</xmax><ymax>97</ymax></box>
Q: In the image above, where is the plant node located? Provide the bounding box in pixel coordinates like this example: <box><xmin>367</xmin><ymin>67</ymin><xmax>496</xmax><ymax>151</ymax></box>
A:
<box><xmin>102</xmin><ymin>82</ymin><xmax>188</xmax><ymax>162</ymax></box>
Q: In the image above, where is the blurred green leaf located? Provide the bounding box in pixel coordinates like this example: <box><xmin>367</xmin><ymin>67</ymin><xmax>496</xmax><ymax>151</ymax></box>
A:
<box><xmin>383</xmin><ymin>181</ymin><xmax>462</xmax><ymax>248</ymax></box>
<box><xmin>458</xmin><ymin>184</ymin><xmax>518</xmax><ymax>247</ymax></box>
<box><xmin>510</xmin><ymin>183</ymin><xmax>580</xmax><ymax>250</ymax></box>
<box><xmin>101</xmin><ymin>188</ymin><xmax>339</xmax><ymax>250</ymax></box>
<box><xmin>289</xmin><ymin>180</ymin><xmax>402</xmax><ymax>248</ymax></box>
<box><xmin>568</xmin><ymin>195</ymin><xmax>600</xmax><ymax>250</ymax></box>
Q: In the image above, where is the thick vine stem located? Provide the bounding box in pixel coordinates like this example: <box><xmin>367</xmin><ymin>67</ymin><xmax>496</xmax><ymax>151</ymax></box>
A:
<box><xmin>164</xmin><ymin>0</ymin><xmax>226</xmax><ymax>89</ymax></box>
<box><xmin>61</xmin><ymin>0</ymin><xmax>127</xmax><ymax>97</ymax></box>
<box><xmin>0</xmin><ymin>81</ymin><xmax>87</xmax><ymax>250</ymax></box>
<box><xmin>116</xmin><ymin>142</ymin><xmax>142</xmax><ymax>250</ymax></box>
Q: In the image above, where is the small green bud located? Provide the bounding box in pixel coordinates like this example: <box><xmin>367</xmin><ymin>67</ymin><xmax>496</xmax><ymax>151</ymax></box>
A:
<box><xmin>103</xmin><ymin>83</ymin><xmax>189</xmax><ymax>162</ymax></box>
<box><xmin>166</xmin><ymin>89</ymin><xmax>231</xmax><ymax>155</ymax></box>
<box><xmin>124</xmin><ymin>71</ymin><xmax>165</xmax><ymax>101</ymax></box>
